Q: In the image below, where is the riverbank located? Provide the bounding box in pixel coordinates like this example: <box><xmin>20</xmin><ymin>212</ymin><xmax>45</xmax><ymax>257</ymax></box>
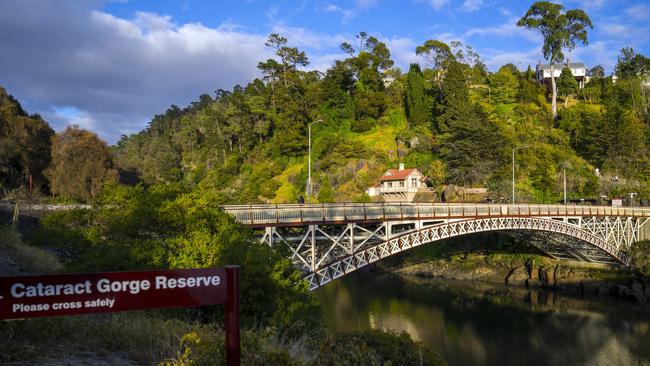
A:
<box><xmin>378</xmin><ymin>233</ymin><xmax>649</xmax><ymax>304</ymax></box>
<box><xmin>391</xmin><ymin>256</ymin><xmax>648</xmax><ymax>303</ymax></box>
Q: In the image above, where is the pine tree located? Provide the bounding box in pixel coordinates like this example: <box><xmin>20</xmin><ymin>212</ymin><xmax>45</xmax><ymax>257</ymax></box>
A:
<box><xmin>403</xmin><ymin>63</ymin><xmax>429</xmax><ymax>128</ymax></box>
<box><xmin>557</xmin><ymin>67</ymin><xmax>579</xmax><ymax>107</ymax></box>
<box><xmin>441</xmin><ymin>107</ymin><xmax>508</xmax><ymax>186</ymax></box>
<box><xmin>489</xmin><ymin>68</ymin><xmax>519</xmax><ymax>105</ymax></box>
<box><xmin>436</xmin><ymin>61</ymin><xmax>471</xmax><ymax>133</ymax></box>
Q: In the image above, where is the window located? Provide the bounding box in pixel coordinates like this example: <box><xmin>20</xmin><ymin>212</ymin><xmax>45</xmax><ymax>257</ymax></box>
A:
<box><xmin>411</xmin><ymin>177</ymin><xmax>417</xmax><ymax>187</ymax></box>
<box><xmin>400</xmin><ymin>181</ymin><xmax>404</xmax><ymax>187</ymax></box>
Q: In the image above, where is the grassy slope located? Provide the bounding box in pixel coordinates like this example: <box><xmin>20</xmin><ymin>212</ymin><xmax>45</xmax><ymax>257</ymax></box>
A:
<box><xmin>270</xmin><ymin>108</ymin><xmax>408</xmax><ymax>203</ymax></box>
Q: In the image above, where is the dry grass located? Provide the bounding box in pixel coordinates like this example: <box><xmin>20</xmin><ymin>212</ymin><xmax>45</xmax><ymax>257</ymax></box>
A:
<box><xmin>0</xmin><ymin>311</ymin><xmax>203</xmax><ymax>364</ymax></box>
<box><xmin>0</xmin><ymin>225</ymin><xmax>63</xmax><ymax>274</ymax></box>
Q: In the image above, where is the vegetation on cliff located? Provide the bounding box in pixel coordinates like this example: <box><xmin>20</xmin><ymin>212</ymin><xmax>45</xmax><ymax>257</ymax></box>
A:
<box><xmin>1</xmin><ymin>22</ymin><xmax>649</xmax><ymax>204</ymax></box>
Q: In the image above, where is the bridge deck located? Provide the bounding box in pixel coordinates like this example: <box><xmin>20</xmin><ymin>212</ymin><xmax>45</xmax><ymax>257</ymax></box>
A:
<box><xmin>223</xmin><ymin>203</ymin><xmax>650</xmax><ymax>227</ymax></box>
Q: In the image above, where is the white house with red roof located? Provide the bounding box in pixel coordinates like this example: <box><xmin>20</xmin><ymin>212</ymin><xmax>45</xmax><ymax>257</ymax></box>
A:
<box><xmin>366</xmin><ymin>163</ymin><xmax>429</xmax><ymax>202</ymax></box>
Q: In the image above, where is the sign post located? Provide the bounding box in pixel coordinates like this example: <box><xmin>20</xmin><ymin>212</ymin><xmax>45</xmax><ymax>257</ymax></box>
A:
<box><xmin>225</xmin><ymin>266</ymin><xmax>240</xmax><ymax>366</ymax></box>
<box><xmin>0</xmin><ymin>267</ymin><xmax>240</xmax><ymax>365</ymax></box>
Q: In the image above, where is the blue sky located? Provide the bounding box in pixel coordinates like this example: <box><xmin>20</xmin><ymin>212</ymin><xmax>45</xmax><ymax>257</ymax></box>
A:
<box><xmin>1</xmin><ymin>0</ymin><xmax>648</xmax><ymax>144</ymax></box>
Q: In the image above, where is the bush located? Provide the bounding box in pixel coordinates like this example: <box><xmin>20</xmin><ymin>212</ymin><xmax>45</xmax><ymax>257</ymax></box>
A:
<box><xmin>26</xmin><ymin>184</ymin><xmax>322</xmax><ymax>335</ymax></box>
<box><xmin>316</xmin><ymin>330</ymin><xmax>446</xmax><ymax>366</ymax></box>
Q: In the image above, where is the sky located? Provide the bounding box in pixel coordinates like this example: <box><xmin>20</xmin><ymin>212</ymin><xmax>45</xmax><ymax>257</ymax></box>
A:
<box><xmin>1</xmin><ymin>0</ymin><xmax>648</xmax><ymax>144</ymax></box>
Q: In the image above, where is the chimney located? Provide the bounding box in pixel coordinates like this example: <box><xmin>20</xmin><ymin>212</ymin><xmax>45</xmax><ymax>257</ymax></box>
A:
<box><xmin>399</xmin><ymin>163</ymin><xmax>404</xmax><ymax>171</ymax></box>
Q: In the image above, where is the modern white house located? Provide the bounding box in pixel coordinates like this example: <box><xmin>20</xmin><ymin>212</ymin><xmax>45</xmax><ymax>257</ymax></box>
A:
<box><xmin>536</xmin><ymin>62</ymin><xmax>587</xmax><ymax>89</ymax></box>
<box><xmin>366</xmin><ymin>163</ymin><xmax>430</xmax><ymax>202</ymax></box>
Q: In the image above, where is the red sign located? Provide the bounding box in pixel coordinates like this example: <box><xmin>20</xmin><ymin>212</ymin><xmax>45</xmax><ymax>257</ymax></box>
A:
<box><xmin>0</xmin><ymin>268</ymin><xmax>227</xmax><ymax>320</ymax></box>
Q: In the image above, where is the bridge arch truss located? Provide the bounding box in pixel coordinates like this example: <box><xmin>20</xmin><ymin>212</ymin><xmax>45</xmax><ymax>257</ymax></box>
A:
<box><xmin>223</xmin><ymin>203</ymin><xmax>650</xmax><ymax>290</ymax></box>
<box><xmin>260</xmin><ymin>216</ymin><xmax>636</xmax><ymax>290</ymax></box>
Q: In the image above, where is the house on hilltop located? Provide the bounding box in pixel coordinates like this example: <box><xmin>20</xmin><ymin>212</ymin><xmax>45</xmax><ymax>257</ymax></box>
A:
<box><xmin>536</xmin><ymin>61</ymin><xmax>587</xmax><ymax>89</ymax></box>
<box><xmin>366</xmin><ymin>163</ymin><xmax>430</xmax><ymax>202</ymax></box>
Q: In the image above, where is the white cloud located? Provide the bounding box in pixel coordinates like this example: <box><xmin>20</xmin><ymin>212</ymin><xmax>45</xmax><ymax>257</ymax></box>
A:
<box><xmin>270</xmin><ymin>25</ymin><xmax>348</xmax><ymax>50</ymax></box>
<box><xmin>384</xmin><ymin>37</ymin><xmax>419</xmax><ymax>70</ymax></box>
<box><xmin>624</xmin><ymin>4</ymin><xmax>650</xmax><ymax>21</ymax></box>
<box><xmin>568</xmin><ymin>0</ymin><xmax>607</xmax><ymax>10</ymax></box>
<box><xmin>52</xmin><ymin>106</ymin><xmax>97</xmax><ymax>130</ymax></box>
<box><xmin>480</xmin><ymin>47</ymin><xmax>541</xmax><ymax>71</ymax></box>
<box><xmin>465</xmin><ymin>18</ymin><xmax>541</xmax><ymax>42</ymax></box>
<box><xmin>599</xmin><ymin>23</ymin><xmax>632</xmax><ymax>39</ymax></box>
<box><xmin>309</xmin><ymin>53</ymin><xmax>347</xmax><ymax>72</ymax></box>
<box><xmin>421</xmin><ymin>0</ymin><xmax>449</xmax><ymax>11</ymax></box>
<box><xmin>323</xmin><ymin>0</ymin><xmax>378</xmax><ymax>22</ymax></box>
<box><xmin>598</xmin><ymin>21</ymin><xmax>650</xmax><ymax>45</ymax></box>
<box><xmin>432</xmin><ymin>32</ymin><xmax>463</xmax><ymax>44</ymax></box>
<box><xmin>133</xmin><ymin>11</ymin><xmax>175</xmax><ymax>32</ymax></box>
<box><xmin>0</xmin><ymin>1</ymin><xmax>273</xmax><ymax>143</ymax></box>
<box><xmin>565</xmin><ymin>41</ymin><xmax>618</xmax><ymax>73</ymax></box>
<box><xmin>499</xmin><ymin>7</ymin><xmax>512</xmax><ymax>17</ymax></box>
<box><xmin>461</xmin><ymin>0</ymin><xmax>484</xmax><ymax>12</ymax></box>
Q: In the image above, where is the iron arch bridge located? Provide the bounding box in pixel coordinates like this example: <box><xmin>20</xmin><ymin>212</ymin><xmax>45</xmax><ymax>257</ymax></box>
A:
<box><xmin>222</xmin><ymin>203</ymin><xmax>650</xmax><ymax>290</ymax></box>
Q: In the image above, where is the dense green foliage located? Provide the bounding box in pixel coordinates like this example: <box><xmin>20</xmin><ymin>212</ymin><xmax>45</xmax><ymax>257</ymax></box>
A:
<box><xmin>557</xmin><ymin>67</ymin><xmax>579</xmax><ymax>106</ymax></box>
<box><xmin>0</xmin><ymin>87</ymin><xmax>54</xmax><ymax>195</ymax></box>
<box><xmin>5</xmin><ymin>191</ymin><xmax>441</xmax><ymax>364</ymax></box>
<box><xmin>2</xmin><ymin>25</ymin><xmax>650</xmax><ymax>205</ymax></box>
<box><xmin>46</xmin><ymin>126</ymin><xmax>119</xmax><ymax>201</ymax></box>
<box><xmin>404</xmin><ymin>63</ymin><xmax>429</xmax><ymax>128</ymax></box>
<box><xmin>27</xmin><ymin>183</ymin><xmax>320</xmax><ymax>333</ymax></box>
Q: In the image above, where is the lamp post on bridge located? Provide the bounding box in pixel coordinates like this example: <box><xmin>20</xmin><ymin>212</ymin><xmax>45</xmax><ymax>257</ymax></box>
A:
<box><xmin>307</xmin><ymin>119</ymin><xmax>323</xmax><ymax>204</ymax></box>
<box><xmin>512</xmin><ymin>146</ymin><xmax>528</xmax><ymax>204</ymax></box>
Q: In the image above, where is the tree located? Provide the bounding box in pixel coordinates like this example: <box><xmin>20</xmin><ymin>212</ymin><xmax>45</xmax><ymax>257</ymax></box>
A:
<box><xmin>436</xmin><ymin>61</ymin><xmax>471</xmax><ymax>133</ymax></box>
<box><xmin>557</xmin><ymin>67</ymin><xmax>579</xmax><ymax>107</ymax></box>
<box><xmin>339</xmin><ymin>32</ymin><xmax>394</xmax><ymax>129</ymax></box>
<box><xmin>500</xmin><ymin>63</ymin><xmax>520</xmax><ymax>76</ymax></box>
<box><xmin>403</xmin><ymin>63</ymin><xmax>429</xmax><ymax>128</ymax></box>
<box><xmin>0</xmin><ymin>87</ymin><xmax>54</xmax><ymax>194</ymax></box>
<box><xmin>46</xmin><ymin>126</ymin><xmax>118</xmax><ymax>201</ymax></box>
<box><xmin>415</xmin><ymin>40</ymin><xmax>454</xmax><ymax>87</ymax></box>
<box><xmin>441</xmin><ymin>107</ymin><xmax>509</xmax><ymax>186</ymax></box>
<box><xmin>517</xmin><ymin>2</ymin><xmax>592</xmax><ymax>119</ymax></box>
<box><xmin>588</xmin><ymin>65</ymin><xmax>605</xmax><ymax>78</ymax></box>
<box><xmin>317</xmin><ymin>175</ymin><xmax>335</xmax><ymax>203</ymax></box>
<box><xmin>615</xmin><ymin>47</ymin><xmax>650</xmax><ymax>79</ymax></box>
<box><xmin>614</xmin><ymin>48</ymin><xmax>650</xmax><ymax>119</ymax></box>
<box><xmin>489</xmin><ymin>68</ymin><xmax>519</xmax><ymax>105</ymax></box>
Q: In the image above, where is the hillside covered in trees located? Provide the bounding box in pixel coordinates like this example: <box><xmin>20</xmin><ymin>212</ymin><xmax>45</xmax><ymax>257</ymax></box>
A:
<box><xmin>110</xmin><ymin>34</ymin><xmax>650</xmax><ymax>205</ymax></box>
<box><xmin>2</xmin><ymin>35</ymin><xmax>650</xmax><ymax>204</ymax></box>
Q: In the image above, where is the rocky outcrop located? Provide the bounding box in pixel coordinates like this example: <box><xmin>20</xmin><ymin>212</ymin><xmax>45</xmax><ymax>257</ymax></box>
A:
<box><xmin>394</xmin><ymin>256</ymin><xmax>649</xmax><ymax>303</ymax></box>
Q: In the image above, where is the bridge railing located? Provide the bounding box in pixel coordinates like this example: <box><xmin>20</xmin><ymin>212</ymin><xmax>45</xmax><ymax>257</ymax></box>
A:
<box><xmin>222</xmin><ymin>203</ymin><xmax>650</xmax><ymax>226</ymax></box>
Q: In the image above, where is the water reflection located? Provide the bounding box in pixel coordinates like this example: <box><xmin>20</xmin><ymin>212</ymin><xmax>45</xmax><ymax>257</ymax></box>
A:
<box><xmin>316</xmin><ymin>271</ymin><xmax>650</xmax><ymax>366</ymax></box>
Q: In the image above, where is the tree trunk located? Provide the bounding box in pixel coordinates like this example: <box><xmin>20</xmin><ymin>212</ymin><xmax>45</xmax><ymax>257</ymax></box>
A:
<box><xmin>282</xmin><ymin>64</ymin><xmax>288</xmax><ymax>88</ymax></box>
<box><xmin>565</xmin><ymin>95</ymin><xmax>569</xmax><ymax>108</ymax></box>
<box><xmin>550</xmin><ymin>63</ymin><xmax>557</xmax><ymax>119</ymax></box>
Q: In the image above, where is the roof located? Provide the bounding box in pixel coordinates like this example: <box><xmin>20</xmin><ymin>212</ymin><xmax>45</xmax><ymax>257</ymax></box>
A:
<box><xmin>537</xmin><ymin>63</ymin><xmax>586</xmax><ymax>71</ymax></box>
<box><xmin>378</xmin><ymin>168</ymin><xmax>423</xmax><ymax>181</ymax></box>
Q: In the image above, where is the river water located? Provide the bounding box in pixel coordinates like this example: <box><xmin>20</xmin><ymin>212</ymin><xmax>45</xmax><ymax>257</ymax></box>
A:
<box><xmin>316</xmin><ymin>270</ymin><xmax>650</xmax><ymax>366</ymax></box>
